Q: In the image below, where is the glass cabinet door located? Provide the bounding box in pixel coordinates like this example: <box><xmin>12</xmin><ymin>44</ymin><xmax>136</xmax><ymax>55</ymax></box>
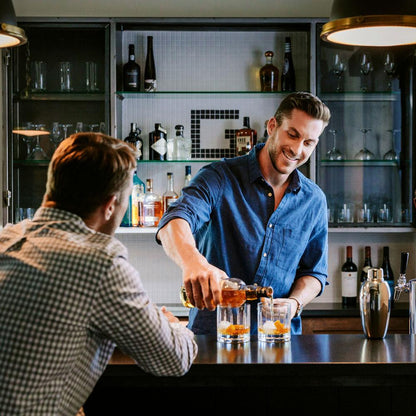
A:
<box><xmin>316</xmin><ymin>23</ymin><xmax>415</xmax><ymax>228</ymax></box>
<box><xmin>7</xmin><ymin>22</ymin><xmax>110</xmax><ymax>224</ymax></box>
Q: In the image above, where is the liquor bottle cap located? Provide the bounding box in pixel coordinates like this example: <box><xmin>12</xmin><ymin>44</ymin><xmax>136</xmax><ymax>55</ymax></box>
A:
<box><xmin>175</xmin><ymin>125</ymin><xmax>184</xmax><ymax>130</ymax></box>
<box><xmin>265</xmin><ymin>50</ymin><xmax>274</xmax><ymax>57</ymax></box>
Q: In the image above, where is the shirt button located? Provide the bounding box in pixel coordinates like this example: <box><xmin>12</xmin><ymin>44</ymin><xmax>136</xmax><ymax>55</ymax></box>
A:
<box><xmin>263</xmin><ymin>253</ymin><xmax>267</xmax><ymax>257</ymax></box>
<box><xmin>267</xmin><ymin>192</ymin><xmax>272</xmax><ymax>197</ymax></box>
<box><xmin>269</xmin><ymin>224</ymin><xmax>273</xmax><ymax>228</ymax></box>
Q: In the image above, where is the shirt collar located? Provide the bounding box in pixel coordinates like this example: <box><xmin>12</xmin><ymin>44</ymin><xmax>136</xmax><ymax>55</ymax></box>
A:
<box><xmin>248</xmin><ymin>143</ymin><xmax>301</xmax><ymax>194</ymax></box>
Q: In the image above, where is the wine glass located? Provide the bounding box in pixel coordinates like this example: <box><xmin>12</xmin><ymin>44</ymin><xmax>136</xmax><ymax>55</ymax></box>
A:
<box><xmin>75</xmin><ymin>121</ymin><xmax>84</xmax><ymax>133</ymax></box>
<box><xmin>18</xmin><ymin>122</ymin><xmax>35</xmax><ymax>159</ymax></box>
<box><xmin>355</xmin><ymin>128</ymin><xmax>375</xmax><ymax>160</ymax></box>
<box><xmin>383</xmin><ymin>53</ymin><xmax>397</xmax><ymax>90</ymax></box>
<box><xmin>326</xmin><ymin>129</ymin><xmax>344</xmax><ymax>160</ymax></box>
<box><xmin>28</xmin><ymin>123</ymin><xmax>49</xmax><ymax>160</ymax></box>
<box><xmin>383</xmin><ymin>129</ymin><xmax>400</xmax><ymax>161</ymax></box>
<box><xmin>360</xmin><ymin>53</ymin><xmax>373</xmax><ymax>92</ymax></box>
<box><xmin>331</xmin><ymin>53</ymin><xmax>346</xmax><ymax>92</ymax></box>
<box><xmin>50</xmin><ymin>122</ymin><xmax>63</xmax><ymax>150</ymax></box>
<box><xmin>61</xmin><ymin>123</ymin><xmax>73</xmax><ymax>140</ymax></box>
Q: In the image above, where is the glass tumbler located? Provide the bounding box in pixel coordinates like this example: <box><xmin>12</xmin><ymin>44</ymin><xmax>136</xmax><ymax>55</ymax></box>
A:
<box><xmin>217</xmin><ymin>303</ymin><xmax>250</xmax><ymax>344</ymax></box>
<box><xmin>31</xmin><ymin>61</ymin><xmax>47</xmax><ymax>92</ymax></box>
<box><xmin>59</xmin><ymin>62</ymin><xmax>72</xmax><ymax>92</ymax></box>
<box><xmin>257</xmin><ymin>300</ymin><xmax>291</xmax><ymax>343</ymax></box>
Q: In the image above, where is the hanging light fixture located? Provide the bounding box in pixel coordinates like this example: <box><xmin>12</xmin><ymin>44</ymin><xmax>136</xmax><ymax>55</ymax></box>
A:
<box><xmin>0</xmin><ymin>0</ymin><xmax>27</xmax><ymax>48</ymax></box>
<box><xmin>321</xmin><ymin>0</ymin><xmax>416</xmax><ymax>47</ymax></box>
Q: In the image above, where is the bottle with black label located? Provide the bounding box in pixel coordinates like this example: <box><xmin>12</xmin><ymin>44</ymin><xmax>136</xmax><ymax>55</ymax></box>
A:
<box><xmin>381</xmin><ymin>246</ymin><xmax>395</xmax><ymax>304</ymax></box>
<box><xmin>149</xmin><ymin>123</ymin><xmax>167</xmax><ymax>161</ymax></box>
<box><xmin>144</xmin><ymin>36</ymin><xmax>156</xmax><ymax>92</ymax></box>
<box><xmin>124</xmin><ymin>122</ymin><xmax>143</xmax><ymax>160</ymax></box>
<box><xmin>341</xmin><ymin>245</ymin><xmax>358</xmax><ymax>306</ymax></box>
<box><xmin>281</xmin><ymin>37</ymin><xmax>296</xmax><ymax>92</ymax></box>
<box><xmin>360</xmin><ymin>246</ymin><xmax>372</xmax><ymax>282</ymax></box>
<box><xmin>235</xmin><ymin>117</ymin><xmax>257</xmax><ymax>156</ymax></box>
<box><xmin>123</xmin><ymin>44</ymin><xmax>140</xmax><ymax>91</ymax></box>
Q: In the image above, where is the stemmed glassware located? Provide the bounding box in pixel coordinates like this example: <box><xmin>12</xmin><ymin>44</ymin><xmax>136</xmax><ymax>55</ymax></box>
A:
<box><xmin>383</xmin><ymin>53</ymin><xmax>397</xmax><ymax>90</ymax></box>
<box><xmin>326</xmin><ymin>129</ymin><xmax>344</xmax><ymax>160</ymax></box>
<box><xmin>28</xmin><ymin>123</ymin><xmax>49</xmax><ymax>160</ymax></box>
<box><xmin>383</xmin><ymin>129</ymin><xmax>400</xmax><ymax>161</ymax></box>
<box><xmin>50</xmin><ymin>122</ymin><xmax>63</xmax><ymax>150</ymax></box>
<box><xmin>355</xmin><ymin>128</ymin><xmax>375</xmax><ymax>160</ymax></box>
<box><xmin>331</xmin><ymin>53</ymin><xmax>346</xmax><ymax>92</ymax></box>
<box><xmin>61</xmin><ymin>124</ymin><xmax>73</xmax><ymax>140</ymax></box>
<box><xmin>16</xmin><ymin>122</ymin><xmax>36</xmax><ymax>158</ymax></box>
<box><xmin>360</xmin><ymin>53</ymin><xmax>373</xmax><ymax>92</ymax></box>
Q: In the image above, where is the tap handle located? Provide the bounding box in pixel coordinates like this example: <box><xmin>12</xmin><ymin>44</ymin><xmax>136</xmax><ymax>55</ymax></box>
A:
<box><xmin>400</xmin><ymin>252</ymin><xmax>409</xmax><ymax>275</ymax></box>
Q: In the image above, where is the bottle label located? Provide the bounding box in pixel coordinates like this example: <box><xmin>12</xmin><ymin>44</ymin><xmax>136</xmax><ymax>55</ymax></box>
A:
<box><xmin>151</xmin><ymin>137</ymin><xmax>167</xmax><ymax>155</ymax></box>
<box><xmin>341</xmin><ymin>271</ymin><xmax>357</xmax><ymax>297</ymax></box>
<box><xmin>236</xmin><ymin>134</ymin><xmax>251</xmax><ymax>155</ymax></box>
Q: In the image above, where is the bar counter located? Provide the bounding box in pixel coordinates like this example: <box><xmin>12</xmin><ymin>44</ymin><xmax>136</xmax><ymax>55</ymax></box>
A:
<box><xmin>85</xmin><ymin>334</ymin><xmax>416</xmax><ymax>416</ymax></box>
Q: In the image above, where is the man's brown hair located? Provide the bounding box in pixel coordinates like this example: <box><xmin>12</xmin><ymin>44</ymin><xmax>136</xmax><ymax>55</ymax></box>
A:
<box><xmin>46</xmin><ymin>132</ymin><xmax>137</xmax><ymax>218</ymax></box>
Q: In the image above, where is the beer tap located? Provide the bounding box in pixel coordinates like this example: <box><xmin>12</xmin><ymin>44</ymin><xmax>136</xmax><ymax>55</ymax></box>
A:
<box><xmin>394</xmin><ymin>252</ymin><xmax>409</xmax><ymax>301</ymax></box>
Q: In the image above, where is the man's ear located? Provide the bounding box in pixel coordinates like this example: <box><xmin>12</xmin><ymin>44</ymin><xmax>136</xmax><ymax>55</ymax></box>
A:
<box><xmin>267</xmin><ymin>117</ymin><xmax>277</xmax><ymax>136</ymax></box>
<box><xmin>103</xmin><ymin>195</ymin><xmax>117</xmax><ymax>221</ymax></box>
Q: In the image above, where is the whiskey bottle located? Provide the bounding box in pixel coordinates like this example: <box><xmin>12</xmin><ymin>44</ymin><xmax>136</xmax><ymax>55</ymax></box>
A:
<box><xmin>281</xmin><ymin>37</ymin><xmax>296</xmax><ymax>92</ymax></box>
<box><xmin>259</xmin><ymin>50</ymin><xmax>279</xmax><ymax>92</ymax></box>
<box><xmin>162</xmin><ymin>172</ymin><xmax>179</xmax><ymax>213</ymax></box>
<box><xmin>235</xmin><ymin>116</ymin><xmax>257</xmax><ymax>156</ymax></box>
<box><xmin>144</xmin><ymin>36</ymin><xmax>156</xmax><ymax>92</ymax></box>
<box><xmin>123</xmin><ymin>44</ymin><xmax>140</xmax><ymax>91</ymax></box>
<box><xmin>139</xmin><ymin>178</ymin><xmax>163</xmax><ymax>227</ymax></box>
<box><xmin>149</xmin><ymin>123</ymin><xmax>167</xmax><ymax>161</ymax></box>
<box><xmin>360</xmin><ymin>246</ymin><xmax>373</xmax><ymax>282</ymax></box>
<box><xmin>184</xmin><ymin>165</ymin><xmax>192</xmax><ymax>187</ymax></box>
<box><xmin>175</xmin><ymin>125</ymin><xmax>192</xmax><ymax>160</ymax></box>
<box><xmin>341</xmin><ymin>246</ymin><xmax>358</xmax><ymax>306</ymax></box>
<box><xmin>124</xmin><ymin>123</ymin><xmax>143</xmax><ymax>160</ymax></box>
<box><xmin>180</xmin><ymin>277</ymin><xmax>273</xmax><ymax>308</ymax></box>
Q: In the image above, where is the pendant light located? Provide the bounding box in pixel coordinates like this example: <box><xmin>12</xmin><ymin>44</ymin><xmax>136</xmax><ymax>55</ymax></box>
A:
<box><xmin>0</xmin><ymin>0</ymin><xmax>27</xmax><ymax>48</ymax></box>
<box><xmin>321</xmin><ymin>0</ymin><xmax>416</xmax><ymax>47</ymax></box>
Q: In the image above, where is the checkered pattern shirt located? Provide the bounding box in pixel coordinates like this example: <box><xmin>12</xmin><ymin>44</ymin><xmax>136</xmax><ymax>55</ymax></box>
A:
<box><xmin>0</xmin><ymin>207</ymin><xmax>197</xmax><ymax>415</ymax></box>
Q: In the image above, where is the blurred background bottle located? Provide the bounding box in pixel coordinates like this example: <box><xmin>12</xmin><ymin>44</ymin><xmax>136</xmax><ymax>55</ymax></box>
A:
<box><xmin>381</xmin><ymin>246</ymin><xmax>395</xmax><ymax>304</ymax></box>
<box><xmin>341</xmin><ymin>245</ymin><xmax>357</xmax><ymax>306</ymax></box>
<box><xmin>360</xmin><ymin>246</ymin><xmax>372</xmax><ymax>282</ymax></box>
<box><xmin>121</xmin><ymin>171</ymin><xmax>145</xmax><ymax>227</ymax></box>
<box><xmin>124</xmin><ymin>122</ymin><xmax>143</xmax><ymax>160</ymax></box>
<box><xmin>162</xmin><ymin>172</ymin><xmax>179</xmax><ymax>213</ymax></box>
<box><xmin>123</xmin><ymin>44</ymin><xmax>140</xmax><ymax>91</ymax></box>
<box><xmin>175</xmin><ymin>125</ymin><xmax>192</xmax><ymax>160</ymax></box>
<box><xmin>144</xmin><ymin>36</ymin><xmax>156</xmax><ymax>92</ymax></box>
<box><xmin>281</xmin><ymin>37</ymin><xmax>296</xmax><ymax>91</ymax></box>
<box><xmin>139</xmin><ymin>178</ymin><xmax>162</xmax><ymax>227</ymax></box>
<box><xmin>149</xmin><ymin>123</ymin><xmax>167</xmax><ymax>160</ymax></box>
<box><xmin>259</xmin><ymin>50</ymin><xmax>279</xmax><ymax>92</ymax></box>
<box><xmin>184</xmin><ymin>165</ymin><xmax>192</xmax><ymax>187</ymax></box>
<box><xmin>236</xmin><ymin>116</ymin><xmax>257</xmax><ymax>156</ymax></box>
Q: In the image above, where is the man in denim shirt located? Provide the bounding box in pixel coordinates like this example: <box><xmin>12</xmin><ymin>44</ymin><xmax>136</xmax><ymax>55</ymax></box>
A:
<box><xmin>157</xmin><ymin>92</ymin><xmax>331</xmax><ymax>335</ymax></box>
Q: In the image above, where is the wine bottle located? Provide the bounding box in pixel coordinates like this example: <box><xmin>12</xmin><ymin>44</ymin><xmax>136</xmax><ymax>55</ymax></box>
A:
<box><xmin>381</xmin><ymin>246</ymin><xmax>395</xmax><ymax>303</ymax></box>
<box><xmin>281</xmin><ymin>37</ymin><xmax>296</xmax><ymax>92</ymax></box>
<box><xmin>360</xmin><ymin>246</ymin><xmax>373</xmax><ymax>282</ymax></box>
<box><xmin>235</xmin><ymin>116</ymin><xmax>257</xmax><ymax>156</ymax></box>
<box><xmin>123</xmin><ymin>44</ymin><xmax>140</xmax><ymax>91</ymax></box>
<box><xmin>162</xmin><ymin>172</ymin><xmax>179</xmax><ymax>213</ymax></box>
<box><xmin>124</xmin><ymin>122</ymin><xmax>143</xmax><ymax>160</ymax></box>
<box><xmin>259</xmin><ymin>50</ymin><xmax>279</xmax><ymax>92</ymax></box>
<box><xmin>144</xmin><ymin>36</ymin><xmax>156</xmax><ymax>92</ymax></box>
<box><xmin>149</xmin><ymin>123</ymin><xmax>167</xmax><ymax>161</ymax></box>
<box><xmin>341</xmin><ymin>246</ymin><xmax>358</xmax><ymax>306</ymax></box>
<box><xmin>180</xmin><ymin>277</ymin><xmax>273</xmax><ymax>308</ymax></box>
<box><xmin>184</xmin><ymin>165</ymin><xmax>192</xmax><ymax>187</ymax></box>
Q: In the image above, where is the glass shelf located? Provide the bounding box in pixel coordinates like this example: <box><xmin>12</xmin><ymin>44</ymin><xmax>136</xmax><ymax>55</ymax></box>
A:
<box><xmin>13</xmin><ymin>159</ymin><xmax>50</xmax><ymax>167</ymax></box>
<box><xmin>321</xmin><ymin>91</ymin><xmax>400</xmax><ymax>102</ymax></box>
<box><xmin>320</xmin><ymin>160</ymin><xmax>399</xmax><ymax>167</ymax></box>
<box><xmin>137</xmin><ymin>159</ymin><xmax>218</xmax><ymax>163</ymax></box>
<box><xmin>15</xmin><ymin>92</ymin><xmax>106</xmax><ymax>102</ymax></box>
<box><xmin>116</xmin><ymin>90</ymin><xmax>291</xmax><ymax>99</ymax></box>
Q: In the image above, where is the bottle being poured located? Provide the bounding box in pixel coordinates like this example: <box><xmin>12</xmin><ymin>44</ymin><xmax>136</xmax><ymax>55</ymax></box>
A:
<box><xmin>180</xmin><ymin>277</ymin><xmax>273</xmax><ymax>309</ymax></box>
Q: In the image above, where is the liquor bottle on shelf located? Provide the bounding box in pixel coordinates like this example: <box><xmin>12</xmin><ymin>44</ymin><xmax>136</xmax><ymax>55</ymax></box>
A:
<box><xmin>180</xmin><ymin>277</ymin><xmax>273</xmax><ymax>308</ymax></box>
<box><xmin>184</xmin><ymin>165</ymin><xmax>192</xmax><ymax>187</ymax></box>
<box><xmin>123</xmin><ymin>44</ymin><xmax>140</xmax><ymax>91</ymax></box>
<box><xmin>121</xmin><ymin>171</ymin><xmax>145</xmax><ymax>227</ymax></box>
<box><xmin>236</xmin><ymin>117</ymin><xmax>257</xmax><ymax>156</ymax></box>
<box><xmin>162</xmin><ymin>172</ymin><xmax>179</xmax><ymax>213</ymax></box>
<box><xmin>175</xmin><ymin>125</ymin><xmax>192</xmax><ymax>160</ymax></box>
<box><xmin>149</xmin><ymin>123</ymin><xmax>167</xmax><ymax>161</ymax></box>
<box><xmin>258</xmin><ymin>120</ymin><xmax>269</xmax><ymax>143</ymax></box>
<box><xmin>139</xmin><ymin>178</ymin><xmax>163</xmax><ymax>227</ymax></box>
<box><xmin>166</xmin><ymin>133</ymin><xmax>176</xmax><ymax>161</ymax></box>
<box><xmin>259</xmin><ymin>50</ymin><xmax>279</xmax><ymax>92</ymax></box>
<box><xmin>341</xmin><ymin>245</ymin><xmax>358</xmax><ymax>306</ymax></box>
<box><xmin>360</xmin><ymin>246</ymin><xmax>373</xmax><ymax>282</ymax></box>
<box><xmin>144</xmin><ymin>36</ymin><xmax>156</xmax><ymax>92</ymax></box>
<box><xmin>281</xmin><ymin>37</ymin><xmax>296</xmax><ymax>92</ymax></box>
<box><xmin>124</xmin><ymin>122</ymin><xmax>143</xmax><ymax>160</ymax></box>
<box><xmin>381</xmin><ymin>246</ymin><xmax>395</xmax><ymax>303</ymax></box>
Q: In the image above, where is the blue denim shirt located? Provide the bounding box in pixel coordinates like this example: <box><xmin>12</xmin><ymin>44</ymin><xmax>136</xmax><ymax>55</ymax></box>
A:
<box><xmin>157</xmin><ymin>143</ymin><xmax>328</xmax><ymax>335</ymax></box>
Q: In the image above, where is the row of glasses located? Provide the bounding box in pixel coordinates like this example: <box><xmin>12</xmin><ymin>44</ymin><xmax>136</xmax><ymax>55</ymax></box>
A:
<box><xmin>328</xmin><ymin>202</ymin><xmax>394</xmax><ymax>224</ymax></box>
<box><xmin>326</xmin><ymin>129</ymin><xmax>400</xmax><ymax>161</ymax></box>
<box><xmin>330</xmin><ymin>52</ymin><xmax>397</xmax><ymax>92</ymax></box>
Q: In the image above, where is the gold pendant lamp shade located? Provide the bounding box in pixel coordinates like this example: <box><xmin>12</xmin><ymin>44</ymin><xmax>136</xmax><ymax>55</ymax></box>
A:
<box><xmin>0</xmin><ymin>0</ymin><xmax>27</xmax><ymax>48</ymax></box>
<box><xmin>321</xmin><ymin>0</ymin><xmax>416</xmax><ymax>47</ymax></box>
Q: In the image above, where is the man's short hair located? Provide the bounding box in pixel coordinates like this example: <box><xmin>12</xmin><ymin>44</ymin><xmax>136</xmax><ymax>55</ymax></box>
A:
<box><xmin>274</xmin><ymin>91</ymin><xmax>331</xmax><ymax>127</ymax></box>
<box><xmin>46</xmin><ymin>132</ymin><xmax>137</xmax><ymax>218</ymax></box>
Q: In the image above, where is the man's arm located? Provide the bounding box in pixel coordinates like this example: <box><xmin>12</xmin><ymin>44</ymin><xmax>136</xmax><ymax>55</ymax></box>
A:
<box><xmin>158</xmin><ymin>218</ymin><xmax>227</xmax><ymax>310</ymax></box>
<box><xmin>286</xmin><ymin>275</ymin><xmax>322</xmax><ymax>319</ymax></box>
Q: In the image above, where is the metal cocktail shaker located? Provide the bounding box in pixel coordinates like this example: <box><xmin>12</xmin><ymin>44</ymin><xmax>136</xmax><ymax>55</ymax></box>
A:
<box><xmin>359</xmin><ymin>267</ymin><xmax>391</xmax><ymax>339</ymax></box>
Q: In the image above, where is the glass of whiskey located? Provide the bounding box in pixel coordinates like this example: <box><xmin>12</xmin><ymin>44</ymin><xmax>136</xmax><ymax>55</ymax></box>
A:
<box><xmin>257</xmin><ymin>300</ymin><xmax>291</xmax><ymax>343</ymax></box>
<box><xmin>217</xmin><ymin>303</ymin><xmax>250</xmax><ymax>344</ymax></box>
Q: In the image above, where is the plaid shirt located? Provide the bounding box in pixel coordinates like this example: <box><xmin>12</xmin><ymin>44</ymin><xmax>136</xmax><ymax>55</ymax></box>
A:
<box><xmin>0</xmin><ymin>207</ymin><xmax>197</xmax><ymax>415</ymax></box>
